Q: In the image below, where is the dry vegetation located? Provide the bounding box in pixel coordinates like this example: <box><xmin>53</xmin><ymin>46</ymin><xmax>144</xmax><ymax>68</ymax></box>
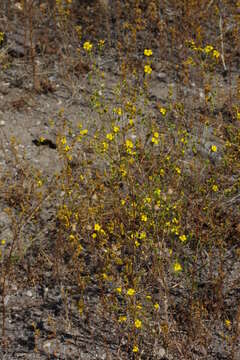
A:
<box><xmin>0</xmin><ymin>0</ymin><xmax>240</xmax><ymax>359</ymax></box>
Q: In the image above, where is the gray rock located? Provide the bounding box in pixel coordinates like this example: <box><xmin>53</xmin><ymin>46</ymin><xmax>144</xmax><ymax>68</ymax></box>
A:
<box><xmin>157</xmin><ymin>72</ymin><xmax>167</xmax><ymax>82</ymax></box>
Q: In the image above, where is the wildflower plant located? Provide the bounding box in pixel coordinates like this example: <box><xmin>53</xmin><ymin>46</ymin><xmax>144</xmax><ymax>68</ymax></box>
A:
<box><xmin>0</xmin><ymin>1</ymin><xmax>239</xmax><ymax>358</ymax></box>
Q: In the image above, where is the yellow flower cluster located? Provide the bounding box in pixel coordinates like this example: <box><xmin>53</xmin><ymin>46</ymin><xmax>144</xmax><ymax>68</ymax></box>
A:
<box><xmin>186</xmin><ymin>39</ymin><xmax>220</xmax><ymax>60</ymax></box>
<box><xmin>174</xmin><ymin>262</ymin><xmax>182</xmax><ymax>272</ymax></box>
<box><xmin>125</xmin><ymin>139</ymin><xmax>135</xmax><ymax>155</ymax></box>
<box><xmin>204</xmin><ymin>45</ymin><xmax>214</xmax><ymax>53</ymax></box>
<box><xmin>151</xmin><ymin>131</ymin><xmax>159</xmax><ymax>145</ymax></box>
<box><xmin>113</xmin><ymin>107</ymin><xmax>122</xmax><ymax>116</ymax></box>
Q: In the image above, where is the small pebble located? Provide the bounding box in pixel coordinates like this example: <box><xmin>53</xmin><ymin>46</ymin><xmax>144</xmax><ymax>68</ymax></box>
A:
<box><xmin>26</xmin><ymin>290</ymin><xmax>33</xmax><ymax>297</ymax></box>
<box><xmin>157</xmin><ymin>72</ymin><xmax>167</xmax><ymax>81</ymax></box>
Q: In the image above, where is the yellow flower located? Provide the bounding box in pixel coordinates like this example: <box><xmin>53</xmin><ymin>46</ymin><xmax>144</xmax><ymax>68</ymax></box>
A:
<box><xmin>132</xmin><ymin>345</ymin><xmax>139</xmax><ymax>353</ymax></box>
<box><xmin>92</xmin><ymin>233</ymin><xmax>97</xmax><ymax>239</ymax></box>
<box><xmin>225</xmin><ymin>319</ymin><xmax>231</xmax><ymax>329</ymax></box>
<box><xmin>113</xmin><ymin>126</ymin><xmax>120</xmax><ymax>133</ymax></box>
<box><xmin>116</xmin><ymin>287</ymin><xmax>122</xmax><ymax>294</ymax></box>
<box><xmin>212</xmin><ymin>184</ymin><xmax>218</xmax><ymax>192</ymax></box>
<box><xmin>69</xmin><ymin>234</ymin><xmax>75</xmax><ymax>241</ymax></box>
<box><xmin>0</xmin><ymin>32</ymin><xmax>4</xmax><ymax>43</ymax></box>
<box><xmin>1</xmin><ymin>239</ymin><xmax>6</xmax><ymax>245</ymax></box>
<box><xmin>211</xmin><ymin>145</ymin><xmax>217</xmax><ymax>152</ymax></box>
<box><xmin>125</xmin><ymin>139</ymin><xmax>133</xmax><ymax>148</ymax></box>
<box><xmin>212</xmin><ymin>50</ymin><xmax>220</xmax><ymax>58</ymax></box>
<box><xmin>118</xmin><ymin>315</ymin><xmax>127</xmax><ymax>323</ymax></box>
<box><xmin>102</xmin><ymin>141</ymin><xmax>109</xmax><ymax>151</ymax></box>
<box><xmin>139</xmin><ymin>231</ymin><xmax>146</xmax><ymax>239</ymax></box>
<box><xmin>141</xmin><ymin>214</ymin><xmax>147</xmax><ymax>222</ymax></box>
<box><xmin>61</xmin><ymin>136</ymin><xmax>67</xmax><ymax>145</ymax></box>
<box><xmin>98</xmin><ymin>39</ymin><xmax>105</xmax><ymax>47</ymax></box>
<box><xmin>39</xmin><ymin>136</ymin><xmax>45</xmax><ymax>143</ymax></box>
<box><xmin>80</xmin><ymin>129</ymin><xmax>88</xmax><ymax>135</ymax></box>
<box><xmin>135</xmin><ymin>240</ymin><xmax>140</xmax><ymax>247</ymax></box>
<box><xmin>204</xmin><ymin>45</ymin><xmax>214</xmax><ymax>53</ymax></box>
<box><xmin>102</xmin><ymin>273</ymin><xmax>108</xmax><ymax>280</ymax></box>
<box><xmin>179</xmin><ymin>234</ymin><xmax>187</xmax><ymax>242</ymax></box>
<box><xmin>144</xmin><ymin>49</ymin><xmax>153</xmax><ymax>56</ymax></box>
<box><xmin>154</xmin><ymin>188</ymin><xmax>161</xmax><ymax>196</ymax></box>
<box><xmin>174</xmin><ymin>262</ymin><xmax>182</xmax><ymax>272</ymax></box>
<box><xmin>186</xmin><ymin>39</ymin><xmax>196</xmax><ymax>48</ymax></box>
<box><xmin>127</xmin><ymin>288</ymin><xmax>135</xmax><ymax>296</ymax></box>
<box><xmin>172</xmin><ymin>226</ymin><xmax>179</xmax><ymax>235</ymax></box>
<box><xmin>121</xmin><ymin>169</ymin><xmax>127</xmax><ymax>177</ymax></box>
<box><xmin>114</xmin><ymin>107</ymin><xmax>122</xmax><ymax>116</ymax></box>
<box><xmin>184</xmin><ymin>57</ymin><xmax>195</xmax><ymax>66</ymax></box>
<box><xmin>94</xmin><ymin>223</ymin><xmax>101</xmax><ymax>231</ymax></box>
<box><xmin>64</xmin><ymin>145</ymin><xmax>70</xmax><ymax>152</ymax></box>
<box><xmin>151</xmin><ymin>131</ymin><xmax>159</xmax><ymax>144</ymax></box>
<box><xmin>135</xmin><ymin>319</ymin><xmax>142</xmax><ymax>328</ymax></box>
<box><xmin>151</xmin><ymin>137</ymin><xmax>159</xmax><ymax>145</ymax></box>
<box><xmin>83</xmin><ymin>41</ymin><xmax>93</xmax><ymax>52</ymax></box>
<box><xmin>106</xmin><ymin>133</ymin><xmax>114</xmax><ymax>141</ymax></box>
<box><xmin>144</xmin><ymin>65</ymin><xmax>152</xmax><ymax>74</ymax></box>
<box><xmin>159</xmin><ymin>107</ymin><xmax>167</xmax><ymax>116</ymax></box>
<box><xmin>175</xmin><ymin>167</ymin><xmax>181</xmax><ymax>174</ymax></box>
<box><xmin>154</xmin><ymin>303</ymin><xmax>159</xmax><ymax>310</ymax></box>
